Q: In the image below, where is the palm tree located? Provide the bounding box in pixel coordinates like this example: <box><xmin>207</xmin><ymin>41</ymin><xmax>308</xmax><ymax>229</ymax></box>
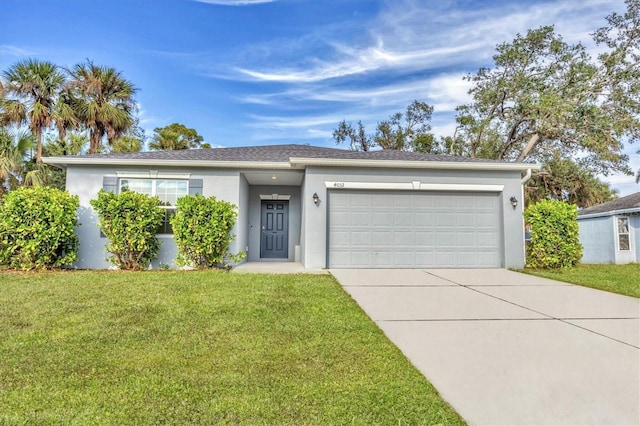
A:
<box><xmin>1</xmin><ymin>59</ymin><xmax>66</xmax><ymax>162</ymax></box>
<box><xmin>0</xmin><ymin>128</ymin><xmax>34</xmax><ymax>195</ymax></box>
<box><xmin>52</xmin><ymin>88</ymin><xmax>79</xmax><ymax>143</ymax></box>
<box><xmin>70</xmin><ymin>61</ymin><xmax>137</xmax><ymax>154</ymax></box>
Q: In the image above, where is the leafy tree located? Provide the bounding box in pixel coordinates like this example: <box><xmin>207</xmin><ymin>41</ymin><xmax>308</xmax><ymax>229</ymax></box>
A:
<box><xmin>525</xmin><ymin>154</ymin><xmax>617</xmax><ymax>208</ymax></box>
<box><xmin>525</xmin><ymin>200</ymin><xmax>582</xmax><ymax>269</ymax></box>
<box><xmin>90</xmin><ymin>190</ymin><xmax>164</xmax><ymax>270</ymax></box>
<box><xmin>0</xmin><ymin>59</ymin><xmax>66</xmax><ymax>162</ymax></box>
<box><xmin>333</xmin><ymin>120</ymin><xmax>372</xmax><ymax>151</ymax></box>
<box><xmin>0</xmin><ymin>186</ymin><xmax>79</xmax><ymax>270</ymax></box>
<box><xmin>149</xmin><ymin>123</ymin><xmax>204</xmax><ymax>151</ymax></box>
<box><xmin>70</xmin><ymin>60</ymin><xmax>137</xmax><ymax>154</ymax></box>
<box><xmin>374</xmin><ymin>101</ymin><xmax>436</xmax><ymax>151</ymax></box>
<box><xmin>333</xmin><ymin>100</ymin><xmax>437</xmax><ymax>152</ymax></box>
<box><xmin>171</xmin><ymin>194</ymin><xmax>244</xmax><ymax>269</ymax></box>
<box><xmin>454</xmin><ymin>1</ymin><xmax>640</xmax><ymax>204</ymax></box>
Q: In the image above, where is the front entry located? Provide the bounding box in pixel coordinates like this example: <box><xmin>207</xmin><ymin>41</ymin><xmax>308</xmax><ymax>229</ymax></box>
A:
<box><xmin>260</xmin><ymin>200</ymin><xmax>289</xmax><ymax>259</ymax></box>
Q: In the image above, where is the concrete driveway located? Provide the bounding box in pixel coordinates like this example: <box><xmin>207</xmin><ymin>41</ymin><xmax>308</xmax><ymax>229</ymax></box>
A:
<box><xmin>330</xmin><ymin>268</ymin><xmax>640</xmax><ymax>426</ymax></box>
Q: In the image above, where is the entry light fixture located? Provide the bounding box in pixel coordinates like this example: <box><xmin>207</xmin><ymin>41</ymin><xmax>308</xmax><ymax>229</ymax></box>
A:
<box><xmin>312</xmin><ymin>192</ymin><xmax>320</xmax><ymax>206</ymax></box>
<box><xmin>510</xmin><ymin>196</ymin><xmax>518</xmax><ymax>209</ymax></box>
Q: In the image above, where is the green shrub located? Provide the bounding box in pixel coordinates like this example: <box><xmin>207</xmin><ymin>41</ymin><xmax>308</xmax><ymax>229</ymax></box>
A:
<box><xmin>171</xmin><ymin>194</ymin><xmax>244</xmax><ymax>269</ymax></box>
<box><xmin>0</xmin><ymin>187</ymin><xmax>79</xmax><ymax>270</ymax></box>
<box><xmin>524</xmin><ymin>199</ymin><xmax>583</xmax><ymax>268</ymax></box>
<box><xmin>90</xmin><ymin>190</ymin><xmax>164</xmax><ymax>270</ymax></box>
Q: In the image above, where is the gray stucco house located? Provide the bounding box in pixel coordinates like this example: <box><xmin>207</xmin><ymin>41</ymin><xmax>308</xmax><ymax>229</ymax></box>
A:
<box><xmin>577</xmin><ymin>192</ymin><xmax>640</xmax><ymax>264</ymax></box>
<box><xmin>43</xmin><ymin>144</ymin><xmax>538</xmax><ymax>270</ymax></box>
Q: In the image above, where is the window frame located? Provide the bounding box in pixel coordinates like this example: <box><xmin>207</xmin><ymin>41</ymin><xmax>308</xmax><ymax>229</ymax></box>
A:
<box><xmin>616</xmin><ymin>216</ymin><xmax>630</xmax><ymax>251</ymax></box>
<box><xmin>118</xmin><ymin>178</ymin><xmax>189</xmax><ymax>235</ymax></box>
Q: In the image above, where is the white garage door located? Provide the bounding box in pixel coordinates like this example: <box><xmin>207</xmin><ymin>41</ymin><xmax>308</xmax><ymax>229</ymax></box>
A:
<box><xmin>328</xmin><ymin>190</ymin><xmax>503</xmax><ymax>268</ymax></box>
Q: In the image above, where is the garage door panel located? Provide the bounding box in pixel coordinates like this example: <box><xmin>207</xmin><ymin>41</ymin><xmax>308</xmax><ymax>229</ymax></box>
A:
<box><xmin>476</xmin><ymin>212</ymin><xmax>497</xmax><ymax>226</ymax></box>
<box><xmin>436</xmin><ymin>231</ymin><xmax>456</xmax><ymax>245</ymax></box>
<box><xmin>350</xmin><ymin>231</ymin><xmax>370</xmax><ymax>246</ymax></box>
<box><xmin>477</xmin><ymin>232</ymin><xmax>498</xmax><ymax>246</ymax></box>
<box><xmin>436</xmin><ymin>214</ymin><xmax>456</xmax><ymax>226</ymax></box>
<box><xmin>415</xmin><ymin>231</ymin><xmax>433</xmax><ymax>245</ymax></box>
<box><xmin>394</xmin><ymin>231</ymin><xmax>415</xmax><ymax>246</ymax></box>
<box><xmin>436</xmin><ymin>251</ymin><xmax>456</xmax><ymax>266</ymax></box>
<box><xmin>328</xmin><ymin>190</ymin><xmax>503</xmax><ymax>268</ymax></box>
<box><xmin>415</xmin><ymin>251</ymin><xmax>436</xmax><ymax>265</ymax></box>
<box><xmin>393</xmin><ymin>251</ymin><xmax>416</xmax><ymax>266</ymax></box>
<box><xmin>350</xmin><ymin>211</ymin><xmax>370</xmax><ymax>225</ymax></box>
<box><xmin>372</xmin><ymin>251</ymin><xmax>393</xmax><ymax>266</ymax></box>
<box><xmin>415</xmin><ymin>212</ymin><xmax>434</xmax><ymax>223</ymax></box>
<box><xmin>456</xmin><ymin>231</ymin><xmax>476</xmax><ymax>245</ymax></box>
<box><xmin>372</xmin><ymin>212</ymin><xmax>391</xmax><ymax>225</ymax></box>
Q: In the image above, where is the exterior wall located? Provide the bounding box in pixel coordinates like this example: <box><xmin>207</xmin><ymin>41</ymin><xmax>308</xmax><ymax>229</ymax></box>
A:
<box><xmin>66</xmin><ymin>162</ymin><xmax>529</xmax><ymax>270</ymax></box>
<box><xmin>578</xmin><ymin>216</ymin><xmax>615</xmax><ymax>264</ymax></box>
<box><xmin>579</xmin><ymin>215</ymin><xmax>640</xmax><ymax>264</ymax></box>
<box><xmin>301</xmin><ymin>166</ymin><xmax>525</xmax><ymax>269</ymax></box>
<box><xmin>236</xmin><ymin>174</ymin><xmax>249</xmax><ymax>264</ymax></box>
<box><xmin>66</xmin><ymin>165</ymin><xmax>241</xmax><ymax>269</ymax></box>
<box><xmin>634</xmin><ymin>216</ymin><xmax>640</xmax><ymax>262</ymax></box>
<box><xmin>246</xmin><ymin>185</ymin><xmax>301</xmax><ymax>262</ymax></box>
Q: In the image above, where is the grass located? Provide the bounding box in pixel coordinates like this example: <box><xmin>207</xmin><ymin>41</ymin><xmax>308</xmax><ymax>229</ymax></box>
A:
<box><xmin>0</xmin><ymin>270</ymin><xmax>464</xmax><ymax>425</ymax></box>
<box><xmin>523</xmin><ymin>263</ymin><xmax>640</xmax><ymax>298</ymax></box>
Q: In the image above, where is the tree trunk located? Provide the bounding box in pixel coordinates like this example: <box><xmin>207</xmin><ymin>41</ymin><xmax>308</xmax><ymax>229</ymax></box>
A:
<box><xmin>35</xmin><ymin>127</ymin><xmax>42</xmax><ymax>163</ymax></box>
<box><xmin>89</xmin><ymin>130</ymin><xmax>100</xmax><ymax>154</ymax></box>
<box><xmin>516</xmin><ymin>133</ymin><xmax>540</xmax><ymax>162</ymax></box>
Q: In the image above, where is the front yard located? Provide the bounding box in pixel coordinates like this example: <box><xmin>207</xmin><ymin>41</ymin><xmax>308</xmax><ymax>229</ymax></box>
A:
<box><xmin>524</xmin><ymin>263</ymin><xmax>640</xmax><ymax>298</ymax></box>
<box><xmin>0</xmin><ymin>271</ymin><xmax>464</xmax><ymax>425</ymax></box>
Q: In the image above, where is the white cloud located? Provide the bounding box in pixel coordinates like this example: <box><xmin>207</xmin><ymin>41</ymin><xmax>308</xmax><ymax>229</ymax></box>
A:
<box><xmin>0</xmin><ymin>45</ymin><xmax>35</xmax><ymax>58</ymax></box>
<box><xmin>230</xmin><ymin>0</ymin><xmax>623</xmax><ymax>85</ymax></box>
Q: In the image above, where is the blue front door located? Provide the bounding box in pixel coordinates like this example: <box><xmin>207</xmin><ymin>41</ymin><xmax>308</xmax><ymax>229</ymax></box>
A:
<box><xmin>260</xmin><ymin>201</ymin><xmax>289</xmax><ymax>259</ymax></box>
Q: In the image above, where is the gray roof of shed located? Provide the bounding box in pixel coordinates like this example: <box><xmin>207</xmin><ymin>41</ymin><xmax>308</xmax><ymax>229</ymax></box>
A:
<box><xmin>70</xmin><ymin>144</ymin><xmax>499</xmax><ymax>163</ymax></box>
<box><xmin>578</xmin><ymin>192</ymin><xmax>640</xmax><ymax>216</ymax></box>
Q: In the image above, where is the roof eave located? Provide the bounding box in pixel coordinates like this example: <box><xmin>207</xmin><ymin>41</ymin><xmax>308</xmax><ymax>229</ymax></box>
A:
<box><xmin>41</xmin><ymin>157</ymin><xmax>296</xmax><ymax>170</ymax></box>
<box><xmin>578</xmin><ymin>207</ymin><xmax>640</xmax><ymax>219</ymax></box>
<box><xmin>42</xmin><ymin>155</ymin><xmax>542</xmax><ymax>172</ymax></box>
<box><xmin>289</xmin><ymin>157</ymin><xmax>542</xmax><ymax>171</ymax></box>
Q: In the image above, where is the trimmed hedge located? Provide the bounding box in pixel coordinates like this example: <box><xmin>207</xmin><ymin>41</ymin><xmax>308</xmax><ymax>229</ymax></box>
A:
<box><xmin>0</xmin><ymin>187</ymin><xmax>79</xmax><ymax>270</ymax></box>
<box><xmin>171</xmin><ymin>194</ymin><xmax>244</xmax><ymax>269</ymax></box>
<box><xmin>90</xmin><ymin>190</ymin><xmax>164</xmax><ymax>270</ymax></box>
<box><xmin>525</xmin><ymin>199</ymin><xmax>583</xmax><ymax>269</ymax></box>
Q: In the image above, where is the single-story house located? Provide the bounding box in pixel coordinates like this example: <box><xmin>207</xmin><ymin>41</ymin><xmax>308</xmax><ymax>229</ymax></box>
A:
<box><xmin>43</xmin><ymin>144</ymin><xmax>539</xmax><ymax>270</ymax></box>
<box><xmin>577</xmin><ymin>192</ymin><xmax>640</xmax><ymax>264</ymax></box>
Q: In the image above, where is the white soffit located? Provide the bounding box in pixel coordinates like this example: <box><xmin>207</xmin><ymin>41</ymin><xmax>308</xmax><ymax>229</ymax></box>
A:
<box><xmin>325</xmin><ymin>181</ymin><xmax>504</xmax><ymax>192</ymax></box>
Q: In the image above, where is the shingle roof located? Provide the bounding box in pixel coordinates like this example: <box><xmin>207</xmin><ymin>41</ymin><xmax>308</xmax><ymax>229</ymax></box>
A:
<box><xmin>70</xmin><ymin>143</ymin><xmax>504</xmax><ymax>163</ymax></box>
<box><xmin>578</xmin><ymin>192</ymin><xmax>640</xmax><ymax>216</ymax></box>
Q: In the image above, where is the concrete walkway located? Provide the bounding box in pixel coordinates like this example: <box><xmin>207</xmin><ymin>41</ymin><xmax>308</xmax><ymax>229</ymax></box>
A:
<box><xmin>331</xmin><ymin>268</ymin><xmax>640</xmax><ymax>426</ymax></box>
<box><xmin>232</xmin><ymin>261</ymin><xmax>328</xmax><ymax>274</ymax></box>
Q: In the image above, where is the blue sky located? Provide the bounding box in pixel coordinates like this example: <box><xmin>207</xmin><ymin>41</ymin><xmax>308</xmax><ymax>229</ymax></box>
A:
<box><xmin>1</xmin><ymin>0</ymin><xmax>638</xmax><ymax>195</ymax></box>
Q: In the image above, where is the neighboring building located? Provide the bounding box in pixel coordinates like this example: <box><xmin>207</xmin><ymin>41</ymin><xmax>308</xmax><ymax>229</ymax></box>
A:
<box><xmin>43</xmin><ymin>144</ymin><xmax>539</xmax><ymax>270</ymax></box>
<box><xmin>577</xmin><ymin>192</ymin><xmax>640</xmax><ymax>264</ymax></box>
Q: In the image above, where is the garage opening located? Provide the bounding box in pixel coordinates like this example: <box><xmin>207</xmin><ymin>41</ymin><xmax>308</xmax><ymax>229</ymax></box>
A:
<box><xmin>327</xmin><ymin>190</ymin><xmax>503</xmax><ymax>268</ymax></box>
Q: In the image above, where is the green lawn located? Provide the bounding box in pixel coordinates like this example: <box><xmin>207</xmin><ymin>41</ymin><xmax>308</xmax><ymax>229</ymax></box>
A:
<box><xmin>523</xmin><ymin>263</ymin><xmax>640</xmax><ymax>298</ymax></box>
<box><xmin>0</xmin><ymin>271</ymin><xmax>464</xmax><ymax>425</ymax></box>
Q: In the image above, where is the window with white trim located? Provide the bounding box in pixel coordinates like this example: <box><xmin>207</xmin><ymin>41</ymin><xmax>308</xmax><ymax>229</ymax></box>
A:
<box><xmin>617</xmin><ymin>217</ymin><xmax>630</xmax><ymax>251</ymax></box>
<box><xmin>119</xmin><ymin>178</ymin><xmax>188</xmax><ymax>234</ymax></box>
